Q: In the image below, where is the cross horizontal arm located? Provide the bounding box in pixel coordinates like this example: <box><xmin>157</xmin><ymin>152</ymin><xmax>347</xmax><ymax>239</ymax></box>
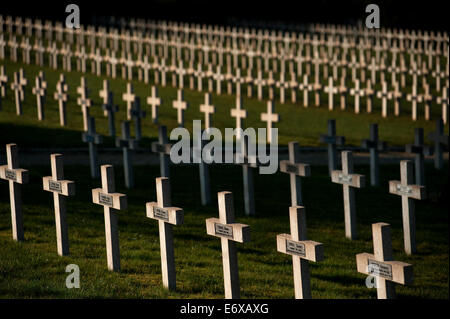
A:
<box><xmin>389</xmin><ymin>181</ymin><xmax>426</xmax><ymax>200</ymax></box>
<box><xmin>92</xmin><ymin>188</ymin><xmax>127</xmax><ymax>210</ymax></box>
<box><xmin>206</xmin><ymin>218</ymin><xmax>250</xmax><ymax>243</ymax></box>
<box><xmin>356</xmin><ymin>253</ymin><xmax>413</xmax><ymax>285</ymax></box>
<box><xmin>276</xmin><ymin>233</ymin><xmax>323</xmax><ymax>262</ymax></box>
<box><xmin>280</xmin><ymin>161</ymin><xmax>311</xmax><ymax>176</ymax></box>
<box><xmin>42</xmin><ymin>177</ymin><xmax>75</xmax><ymax>196</ymax></box>
<box><xmin>331</xmin><ymin>170</ymin><xmax>365</xmax><ymax>188</ymax></box>
<box><xmin>0</xmin><ymin>166</ymin><xmax>28</xmax><ymax>184</ymax></box>
<box><xmin>146</xmin><ymin>202</ymin><xmax>184</xmax><ymax>225</ymax></box>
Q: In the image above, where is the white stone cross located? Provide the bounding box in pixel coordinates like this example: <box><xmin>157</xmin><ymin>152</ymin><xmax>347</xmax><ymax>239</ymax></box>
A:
<box><xmin>151</xmin><ymin>125</ymin><xmax>172</xmax><ymax>178</ymax></box>
<box><xmin>172</xmin><ymin>89</ymin><xmax>188</xmax><ymax>127</ymax></box>
<box><xmin>362</xmin><ymin>123</ymin><xmax>387</xmax><ymax>186</ymax></box>
<box><xmin>99</xmin><ymin>79</ymin><xmax>111</xmax><ymax>116</ymax></box>
<box><xmin>10</xmin><ymin>72</ymin><xmax>24</xmax><ymax>115</ymax></box>
<box><xmin>32</xmin><ymin>76</ymin><xmax>46</xmax><ymax>121</ymax></box>
<box><xmin>82</xmin><ymin>116</ymin><xmax>103</xmax><ymax>178</ymax></box>
<box><xmin>146</xmin><ymin>86</ymin><xmax>162</xmax><ymax>124</ymax></box>
<box><xmin>230</xmin><ymin>96</ymin><xmax>247</xmax><ymax>140</ymax></box>
<box><xmin>76</xmin><ymin>77</ymin><xmax>92</xmax><ymax>131</ymax></box>
<box><xmin>389</xmin><ymin>160</ymin><xmax>426</xmax><ymax>255</ymax></box>
<box><xmin>206</xmin><ymin>191</ymin><xmax>251</xmax><ymax>299</ymax></box>
<box><xmin>324</xmin><ymin>77</ymin><xmax>338</xmax><ymax>110</ymax></box>
<box><xmin>436</xmin><ymin>86</ymin><xmax>448</xmax><ymax>124</ymax></box>
<box><xmin>406</xmin><ymin>84</ymin><xmax>423</xmax><ymax>121</ymax></box>
<box><xmin>115</xmin><ymin>121</ymin><xmax>137</xmax><ymax>189</ymax></box>
<box><xmin>298</xmin><ymin>74</ymin><xmax>312</xmax><ymax>107</ymax></box>
<box><xmin>260</xmin><ymin>100</ymin><xmax>280</xmax><ymax>144</ymax></box>
<box><xmin>199</xmin><ymin>93</ymin><xmax>216</xmax><ymax>130</ymax></box>
<box><xmin>349</xmin><ymin>79</ymin><xmax>365</xmax><ymax>114</ymax></box>
<box><xmin>122</xmin><ymin>82</ymin><xmax>136</xmax><ymax>120</ymax></box>
<box><xmin>427</xmin><ymin>119</ymin><xmax>449</xmax><ymax>170</ymax></box>
<box><xmin>18</xmin><ymin>69</ymin><xmax>28</xmax><ymax>101</ymax></box>
<box><xmin>54</xmin><ymin>80</ymin><xmax>69</xmax><ymax>126</ymax></box>
<box><xmin>0</xmin><ymin>143</ymin><xmax>29</xmax><ymax>241</ymax></box>
<box><xmin>377</xmin><ymin>81</ymin><xmax>392</xmax><ymax>118</ymax></box>
<box><xmin>331</xmin><ymin>151</ymin><xmax>365</xmax><ymax>239</ymax></box>
<box><xmin>42</xmin><ymin>154</ymin><xmax>75</xmax><ymax>256</ymax></box>
<box><xmin>92</xmin><ymin>165</ymin><xmax>127</xmax><ymax>271</ymax></box>
<box><xmin>319</xmin><ymin>119</ymin><xmax>345</xmax><ymax>176</ymax></box>
<box><xmin>276</xmin><ymin>206</ymin><xmax>323</xmax><ymax>298</ymax></box>
<box><xmin>0</xmin><ymin>65</ymin><xmax>8</xmax><ymax>98</ymax></box>
<box><xmin>356</xmin><ymin>222</ymin><xmax>413</xmax><ymax>299</ymax></box>
<box><xmin>146</xmin><ymin>177</ymin><xmax>184</xmax><ymax>290</ymax></box>
<box><xmin>280</xmin><ymin>141</ymin><xmax>311</xmax><ymax>206</ymax></box>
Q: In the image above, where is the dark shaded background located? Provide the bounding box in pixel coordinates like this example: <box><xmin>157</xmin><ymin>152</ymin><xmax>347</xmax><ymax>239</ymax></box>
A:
<box><xmin>1</xmin><ymin>0</ymin><xmax>448</xmax><ymax>31</ymax></box>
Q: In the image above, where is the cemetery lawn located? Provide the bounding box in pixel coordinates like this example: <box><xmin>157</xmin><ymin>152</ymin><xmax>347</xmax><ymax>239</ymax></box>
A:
<box><xmin>1</xmin><ymin>60</ymin><xmax>447</xmax><ymax>149</ymax></box>
<box><xmin>0</xmin><ymin>162</ymin><xmax>448</xmax><ymax>299</ymax></box>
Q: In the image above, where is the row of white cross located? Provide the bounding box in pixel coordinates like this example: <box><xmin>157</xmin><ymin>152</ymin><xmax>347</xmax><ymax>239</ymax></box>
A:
<box><xmin>1</xmin><ymin>15</ymin><xmax>448</xmax><ymax>59</ymax></box>
<box><xmin>1</xmin><ymin>65</ymin><xmax>448</xmax><ymax>141</ymax></box>
<box><xmin>2</xmin><ymin>135</ymin><xmax>446</xmax><ymax>298</ymax></box>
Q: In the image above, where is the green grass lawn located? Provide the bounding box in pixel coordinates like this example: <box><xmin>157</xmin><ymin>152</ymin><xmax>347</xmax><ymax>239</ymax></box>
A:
<box><xmin>0</xmin><ymin>162</ymin><xmax>448</xmax><ymax>298</ymax></box>
<box><xmin>0</xmin><ymin>60</ymin><xmax>446</xmax><ymax>149</ymax></box>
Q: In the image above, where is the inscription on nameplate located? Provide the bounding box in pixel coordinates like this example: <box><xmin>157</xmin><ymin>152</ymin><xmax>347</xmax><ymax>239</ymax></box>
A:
<box><xmin>214</xmin><ymin>223</ymin><xmax>234</xmax><ymax>239</ymax></box>
<box><xmin>338</xmin><ymin>174</ymin><xmax>353</xmax><ymax>184</ymax></box>
<box><xmin>99</xmin><ymin>193</ymin><xmax>113</xmax><ymax>206</ymax></box>
<box><xmin>368</xmin><ymin>259</ymin><xmax>393</xmax><ymax>280</ymax></box>
<box><xmin>5</xmin><ymin>169</ymin><xmax>17</xmax><ymax>181</ymax></box>
<box><xmin>49</xmin><ymin>180</ymin><xmax>62</xmax><ymax>193</ymax></box>
<box><xmin>396</xmin><ymin>185</ymin><xmax>412</xmax><ymax>196</ymax></box>
<box><xmin>285</xmin><ymin>163</ymin><xmax>298</xmax><ymax>174</ymax></box>
<box><xmin>153</xmin><ymin>207</ymin><xmax>169</xmax><ymax>221</ymax></box>
<box><xmin>286</xmin><ymin>239</ymin><xmax>306</xmax><ymax>257</ymax></box>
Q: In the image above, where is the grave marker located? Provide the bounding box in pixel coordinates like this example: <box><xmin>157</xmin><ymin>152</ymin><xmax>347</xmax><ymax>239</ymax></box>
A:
<box><xmin>115</xmin><ymin>121</ymin><xmax>137</xmax><ymax>189</ymax></box>
<box><xmin>230</xmin><ymin>96</ymin><xmax>247</xmax><ymax>140</ymax></box>
<box><xmin>146</xmin><ymin>177</ymin><xmax>184</xmax><ymax>290</ymax></box>
<box><xmin>276</xmin><ymin>206</ymin><xmax>323</xmax><ymax>299</ymax></box>
<box><xmin>260</xmin><ymin>100</ymin><xmax>280</xmax><ymax>144</ymax></box>
<box><xmin>331</xmin><ymin>151</ymin><xmax>365</xmax><ymax>239</ymax></box>
<box><xmin>146</xmin><ymin>86</ymin><xmax>161</xmax><ymax>124</ymax></box>
<box><xmin>92</xmin><ymin>165</ymin><xmax>127</xmax><ymax>271</ymax></box>
<box><xmin>10</xmin><ymin>72</ymin><xmax>23</xmax><ymax>115</ymax></box>
<box><xmin>280</xmin><ymin>142</ymin><xmax>311</xmax><ymax>206</ymax></box>
<box><xmin>151</xmin><ymin>125</ymin><xmax>172</xmax><ymax>178</ymax></box>
<box><xmin>82</xmin><ymin>117</ymin><xmax>103</xmax><ymax>179</ymax></box>
<box><xmin>206</xmin><ymin>191</ymin><xmax>251</xmax><ymax>299</ymax></box>
<box><xmin>405</xmin><ymin>128</ymin><xmax>431</xmax><ymax>186</ymax></box>
<box><xmin>130</xmin><ymin>96</ymin><xmax>146</xmax><ymax>140</ymax></box>
<box><xmin>427</xmin><ymin>119</ymin><xmax>449</xmax><ymax>169</ymax></box>
<box><xmin>76</xmin><ymin>77</ymin><xmax>92</xmax><ymax>131</ymax></box>
<box><xmin>0</xmin><ymin>144</ymin><xmax>29</xmax><ymax>241</ymax></box>
<box><xmin>356</xmin><ymin>223</ymin><xmax>413</xmax><ymax>299</ymax></box>
<box><xmin>122</xmin><ymin>82</ymin><xmax>136</xmax><ymax>120</ymax></box>
<box><xmin>319</xmin><ymin>119</ymin><xmax>345</xmax><ymax>176</ymax></box>
<box><xmin>172</xmin><ymin>89</ymin><xmax>188</xmax><ymax>127</ymax></box>
<box><xmin>32</xmin><ymin>76</ymin><xmax>46</xmax><ymax>121</ymax></box>
<box><xmin>53</xmin><ymin>80</ymin><xmax>68</xmax><ymax>126</ymax></box>
<box><xmin>199</xmin><ymin>93</ymin><xmax>216</xmax><ymax>130</ymax></box>
<box><xmin>42</xmin><ymin>154</ymin><xmax>75</xmax><ymax>256</ymax></box>
<box><xmin>101</xmin><ymin>91</ymin><xmax>119</xmax><ymax>137</ymax></box>
<box><xmin>389</xmin><ymin>160</ymin><xmax>426</xmax><ymax>254</ymax></box>
<box><xmin>362</xmin><ymin>124</ymin><xmax>387</xmax><ymax>186</ymax></box>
